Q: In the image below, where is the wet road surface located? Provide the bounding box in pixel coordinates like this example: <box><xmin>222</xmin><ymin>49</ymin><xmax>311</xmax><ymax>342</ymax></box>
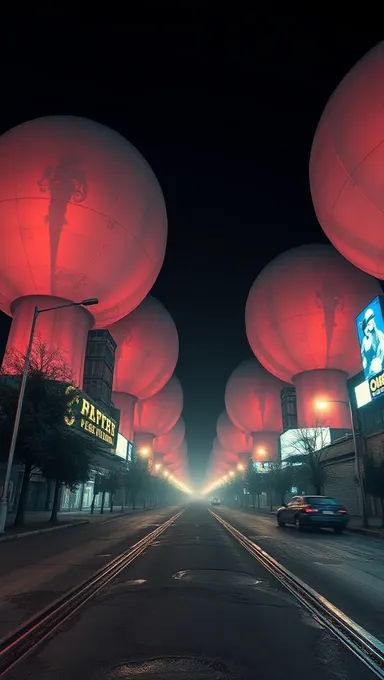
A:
<box><xmin>216</xmin><ymin>505</ymin><xmax>384</xmax><ymax>639</ymax></box>
<box><xmin>6</xmin><ymin>504</ymin><xmax>375</xmax><ymax>680</ymax></box>
<box><xmin>0</xmin><ymin>507</ymin><xmax>179</xmax><ymax>638</ymax></box>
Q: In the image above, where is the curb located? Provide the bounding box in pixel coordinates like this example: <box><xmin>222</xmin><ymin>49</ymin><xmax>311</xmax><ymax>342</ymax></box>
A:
<box><xmin>97</xmin><ymin>507</ymin><xmax>151</xmax><ymax>524</ymax></box>
<box><xmin>0</xmin><ymin>519</ymin><xmax>90</xmax><ymax>543</ymax></box>
<box><xmin>347</xmin><ymin>526</ymin><xmax>384</xmax><ymax>538</ymax></box>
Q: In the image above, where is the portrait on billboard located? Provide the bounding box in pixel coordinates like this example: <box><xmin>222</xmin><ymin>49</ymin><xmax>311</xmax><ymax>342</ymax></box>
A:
<box><xmin>356</xmin><ymin>296</ymin><xmax>384</xmax><ymax>380</ymax></box>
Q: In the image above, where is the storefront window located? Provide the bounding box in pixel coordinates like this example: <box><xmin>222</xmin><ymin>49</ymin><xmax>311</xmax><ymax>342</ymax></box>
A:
<box><xmin>61</xmin><ymin>486</ymin><xmax>82</xmax><ymax>511</ymax></box>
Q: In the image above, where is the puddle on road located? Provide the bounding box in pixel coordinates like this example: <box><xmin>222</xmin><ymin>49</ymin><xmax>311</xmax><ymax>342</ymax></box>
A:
<box><xmin>96</xmin><ymin>553</ymin><xmax>112</xmax><ymax>557</ymax></box>
<box><xmin>124</xmin><ymin>579</ymin><xmax>147</xmax><ymax>587</ymax></box>
<box><xmin>173</xmin><ymin>569</ymin><xmax>265</xmax><ymax>589</ymax></box>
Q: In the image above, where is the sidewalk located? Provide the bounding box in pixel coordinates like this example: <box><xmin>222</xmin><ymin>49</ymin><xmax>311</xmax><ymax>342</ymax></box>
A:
<box><xmin>6</xmin><ymin>506</ymin><xmax>145</xmax><ymax>525</ymax></box>
<box><xmin>235</xmin><ymin>505</ymin><xmax>384</xmax><ymax>538</ymax></box>
<box><xmin>1</xmin><ymin>507</ymin><xmax>149</xmax><ymax>542</ymax></box>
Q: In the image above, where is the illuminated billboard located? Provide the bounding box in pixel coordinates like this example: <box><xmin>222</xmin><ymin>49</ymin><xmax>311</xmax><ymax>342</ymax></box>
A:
<box><xmin>280</xmin><ymin>427</ymin><xmax>331</xmax><ymax>462</ymax></box>
<box><xmin>253</xmin><ymin>462</ymin><xmax>272</xmax><ymax>473</ymax></box>
<box><xmin>354</xmin><ymin>379</ymin><xmax>372</xmax><ymax>408</ymax></box>
<box><xmin>356</xmin><ymin>296</ymin><xmax>384</xmax><ymax>400</ymax></box>
<box><xmin>115</xmin><ymin>434</ymin><xmax>133</xmax><ymax>463</ymax></box>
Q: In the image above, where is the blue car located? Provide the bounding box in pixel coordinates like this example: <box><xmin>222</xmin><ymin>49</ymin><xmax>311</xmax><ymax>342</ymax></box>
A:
<box><xmin>277</xmin><ymin>495</ymin><xmax>349</xmax><ymax>533</ymax></box>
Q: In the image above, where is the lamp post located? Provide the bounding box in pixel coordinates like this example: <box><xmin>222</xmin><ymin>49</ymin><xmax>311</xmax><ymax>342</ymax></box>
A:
<box><xmin>315</xmin><ymin>397</ymin><xmax>368</xmax><ymax>527</ymax></box>
<box><xmin>0</xmin><ymin>298</ymin><xmax>98</xmax><ymax>534</ymax></box>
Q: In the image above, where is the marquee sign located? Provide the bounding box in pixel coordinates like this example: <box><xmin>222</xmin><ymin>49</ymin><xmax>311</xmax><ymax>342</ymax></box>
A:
<box><xmin>64</xmin><ymin>386</ymin><xmax>118</xmax><ymax>449</ymax></box>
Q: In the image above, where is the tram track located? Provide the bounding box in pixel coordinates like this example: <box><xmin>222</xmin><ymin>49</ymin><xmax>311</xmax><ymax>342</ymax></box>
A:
<box><xmin>0</xmin><ymin>508</ymin><xmax>184</xmax><ymax>677</ymax></box>
<box><xmin>211</xmin><ymin>509</ymin><xmax>384</xmax><ymax>679</ymax></box>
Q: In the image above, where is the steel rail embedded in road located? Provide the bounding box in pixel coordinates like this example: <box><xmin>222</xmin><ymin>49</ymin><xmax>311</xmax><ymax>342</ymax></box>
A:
<box><xmin>0</xmin><ymin>509</ymin><xmax>184</xmax><ymax>677</ymax></box>
<box><xmin>210</xmin><ymin>509</ymin><xmax>384</xmax><ymax>679</ymax></box>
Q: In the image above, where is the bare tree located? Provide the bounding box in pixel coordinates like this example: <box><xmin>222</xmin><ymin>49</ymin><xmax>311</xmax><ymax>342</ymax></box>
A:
<box><xmin>284</xmin><ymin>418</ymin><xmax>330</xmax><ymax>495</ymax></box>
<box><xmin>0</xmin><ymin>337</ymin><xmax>82</xmax><ymax>526</ymax></box>
<box><xmin>245</xmin><ymin>459</ymin><xmax>266</xmax><ymax>508</ymax></box>
<box><xmin>1</xmin><ymin>333</ymin><xmax>74</xmax><ymax>384</ymax></box>
<box><xmin>267</xmin><ymin>462</ymin><xmax>294</xmax><ymax>506</ymax></box>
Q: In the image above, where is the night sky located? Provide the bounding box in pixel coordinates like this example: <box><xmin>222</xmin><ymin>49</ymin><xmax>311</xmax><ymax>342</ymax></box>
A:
<box><xmin>0</xmin><ymin>21</ymin><xmax>381</xmax><ymax>486</ymax></box>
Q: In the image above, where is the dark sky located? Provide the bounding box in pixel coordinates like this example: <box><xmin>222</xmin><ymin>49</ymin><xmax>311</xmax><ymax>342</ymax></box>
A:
<box><xmin>0</xmin><ymin>20</ymin><xmax>381</xmax><ymax>486</ymax></box>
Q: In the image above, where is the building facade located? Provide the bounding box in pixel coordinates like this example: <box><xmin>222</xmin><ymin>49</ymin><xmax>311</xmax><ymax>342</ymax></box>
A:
<box><xmin>0</xmin><ymin>328</ymin><xmax>132</xmax><ymax>515</ymax></box>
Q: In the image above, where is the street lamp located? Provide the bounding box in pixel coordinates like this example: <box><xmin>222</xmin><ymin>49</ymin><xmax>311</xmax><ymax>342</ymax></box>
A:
<box><xmin>0</xmin><ymin>298</ymin><xmax>99</xmax><ymax>534</ymax></box>
<box><xmin>315</xmin><ymin>397</ymin><xmax>367</xmax><ymax>526</ymax></box>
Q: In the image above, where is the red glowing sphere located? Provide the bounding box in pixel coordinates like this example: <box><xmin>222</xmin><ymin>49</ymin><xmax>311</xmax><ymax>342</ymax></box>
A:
<box><xmin>108</xmin><ymin>295</ymin><xmax>178</xmax><ymax>400</ymax></box>
<box><xmin>164</xmin><ymin>450</ymin><xmax>183</xmax><ymax>465</ymax></box>
<box><xmin>225</xmin><ymin>359</ymin><xmax>284</xmax><ymax>434</ymax></box>
<box><xmin>245</xmin><ymin>245</ymin><xmax>381</xmax><ymax>383</ymax></box>
<box><xmin>165</xmin><ymin>440</ymin><xmax>188</xmax><ymax>467</ymax></box>
<box><xmin>163</xmin><ymin>449</ymin><xmax>181</xmax><ymax>465</ymax></box>
<box><xmin>154</xmin><ymin>417</ymin><xmax>185</xmax><ymax>456</ymax></box>
<box><xmin>0</xmin><ymin>115</ymin><xmax>167</xmax><ymax>326</ymax></box>
<box><xmin>134</xmin><ymin>375</ymin><xmax>183</xmax><ymax>437</ymax></box>
<box><xmin>176</xmin><ymin>440</ymin><xmax>188</xmax><ymax>460</ymax></box>
<box><xmin>166</xmin><ymin>460</ymin><xmax>181</xmax><ymax>471</ymax></box>
<box><xmin>217</xmin><ymin>410</ymin><xmax>252</xmax><ymax>454</ymax></box>
<box><xmin>208</xmin><ymin>454</ymin><xmax>232</xmax><ymax>480</ymax></box>
<box><xmin>212</xmin><ymin>437</ymin><xmax>238</xmax><ymax>465</ymax></box>
<box><xmin>310</xmin><ymin>43</ymin><xmax>384</xmax><ymax>279</ymax></box>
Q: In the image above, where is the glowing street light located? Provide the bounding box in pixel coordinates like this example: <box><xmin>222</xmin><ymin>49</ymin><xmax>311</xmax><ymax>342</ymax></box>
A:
<box><xmin>0</xmin><ymin>298</ymin><xmax>99</xmax><ymax>534</ymax></box>
<box><xmin>315</xmin><ymin>400</ymin><xmax>328</xmax><ymax>411</ymax></box>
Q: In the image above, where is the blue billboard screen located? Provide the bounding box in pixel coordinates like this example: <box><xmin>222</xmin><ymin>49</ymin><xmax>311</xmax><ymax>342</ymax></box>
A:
<box><xmin>356</xmin><ymin>296</ymin><xmax>384</xmax><ymax>399</ymax></box>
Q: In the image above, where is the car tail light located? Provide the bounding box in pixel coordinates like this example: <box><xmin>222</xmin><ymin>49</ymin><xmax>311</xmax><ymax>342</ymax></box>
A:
<box><xmin>304</xmin><ymin>507</ymin><xmax>318</xmax><ymax>513</ymax></box>
<box><xmin>338</xmin><ymin>509</ymin><xmax>347</xmax><ymax>514</ymax></box>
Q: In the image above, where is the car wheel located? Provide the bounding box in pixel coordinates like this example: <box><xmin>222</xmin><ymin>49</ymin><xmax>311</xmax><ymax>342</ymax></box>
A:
<box><xmin>295</xmin><ymin>515</ymin><xmax>303</xmax><ymax>531</ymax></box>
<box><xmin>334</xmin><ymin>527</ymin><xmax>343</xmax><ymax>534</ymax></box>
<box><xmin>277</xmin><ymin>514</ymin><xmax>285</xmax><ymax>527</ymax></box>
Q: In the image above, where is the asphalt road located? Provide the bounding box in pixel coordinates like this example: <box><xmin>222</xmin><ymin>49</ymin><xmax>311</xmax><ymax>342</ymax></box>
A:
<box><xmin>0</xmin><ymin>506</ymin><xmax>179</xmax><ymax>638</ymax></box>
<box><xmin>215</xmin><ymin>505</ymin><xmax>384</xmax><ymax>640</ymax></box>
<box><xmin>7</xmin><ymin>504</ymin><xmax>375</xmax><ymax>680</ymax></box>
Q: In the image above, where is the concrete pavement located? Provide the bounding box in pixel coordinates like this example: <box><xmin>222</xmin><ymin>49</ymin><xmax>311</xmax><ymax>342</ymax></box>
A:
<box><xmin>8</xmin><ymin>504</ymin><xmax>374</xmax><ymax>680</ymax></box>
<box><xmin>0</xmin><ymin>506</ymin><xmax>180</xmax><ymax>639</ymax></box>
<box><xmin>216</xmin><ymin>505</ymin><xmax>384</xmax><ymax>639</ymax></box>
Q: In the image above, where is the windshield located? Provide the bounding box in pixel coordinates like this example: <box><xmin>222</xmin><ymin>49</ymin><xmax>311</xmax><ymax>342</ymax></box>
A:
<box><xmin>305</xmin><ymin>497</ymin><xmax>338</xmax><ymax>505</ymax></box>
